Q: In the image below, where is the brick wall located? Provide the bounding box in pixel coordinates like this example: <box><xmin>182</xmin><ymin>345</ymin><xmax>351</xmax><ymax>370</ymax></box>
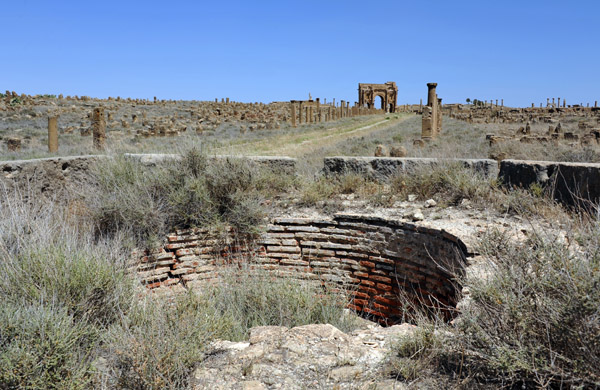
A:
<box><xmin>135</xmin><ymin>214</ymin><xmax>468</xmax><ymax>324</ymax></box>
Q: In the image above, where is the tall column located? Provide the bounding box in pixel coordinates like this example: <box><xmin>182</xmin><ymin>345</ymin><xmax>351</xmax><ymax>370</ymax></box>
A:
<box><xmin>427</xmin><ymin>83</ymin><xmax>438</xmax><ymax>138</ymax></box>
<box><xmin>558</xmin><ymin>97</ymin><xmax>561</xmax><ymax>108</ymax></box>
<box><xmin>308</xmin><ymin>106</ymin><xmax>313</xmax><ymax>123</ymax></box>
<box><xmin>426</xmin><ymin>83</ymin><xmax>437</xmax><ymax>107</ymax></box>
<box><xmin>291</xmin><ymin>102</ymin><xmax>297</xmax><ymax>127</ymax></box>
<box><xmin>48</xmin><ymin>116</ymin><xmax>58</xmax><ymax>152</ymax></box>
<box><xmin>501</xmin><ymin>99</ymin><xmax>504</xmax><ymax>107</ymax></box>
<box><xmin>436</xmin><ymin>98</ymin><xmax>443</xmax><ymax>135</ymax></box>
<box><xmin>298</xmin><ymin>102</ymin><xmax>303</xmax><ymax>124</ymax></box>
<box><xmin>92</xmin><ymin>108</ymin><xmax>106</xmax><ymax>150</ymax></box>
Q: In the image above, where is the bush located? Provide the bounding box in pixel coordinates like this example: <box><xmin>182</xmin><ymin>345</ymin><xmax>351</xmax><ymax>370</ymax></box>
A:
<box><xmin>104</xmin><ymin>294</ymin><xmax>227</xmax><ymax>390</ymax></box>
<box><xmin>390</xmin><ymin>162</ymin><xmax>496</xmax><ymax>205</ymax></box>
<box><xmin>455</xmin><ymin>227</ymin><xmax>600</xmax><ymax>387</ymax></box>
<box><xmin>0</xmin><ymin>304</ymin><xmax>97</xmax><ymax>390</ymax></box>
<box><xmin>388</xmin><ymin>223</ymin><xmax>600</xmax><ymax>388</ymax></box>
<box><xmin>90</xmin><ymin>149</ymin><xmax>268</xmax><ymax>247</ymax></box>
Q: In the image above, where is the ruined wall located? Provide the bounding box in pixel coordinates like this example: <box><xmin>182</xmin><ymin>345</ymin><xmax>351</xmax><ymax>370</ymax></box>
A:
<box><xmin>323</xmin><ymin>156</ymin><xmax>499</xmax><ymax>179</ymax></box>
<box><xmin>0</xmin><ymin>154</ymin><xmax>297</xmax><ymax>197</ymax></box>
<box><xmin>500</xmin><ymin>159</ymin><xmax>600</xmax><ymax>206</ymax></box>
<box><xmin>135</xmin><ymin>214</ymin><xmax>468</xmax><ymax>324</ymax></box>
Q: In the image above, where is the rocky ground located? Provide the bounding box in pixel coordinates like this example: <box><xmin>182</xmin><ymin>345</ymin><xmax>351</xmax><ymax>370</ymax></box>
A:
<box><xmin>194</xmin><ymin>323</ymin><xmax>416</xmax><ymax>390</ymax></box>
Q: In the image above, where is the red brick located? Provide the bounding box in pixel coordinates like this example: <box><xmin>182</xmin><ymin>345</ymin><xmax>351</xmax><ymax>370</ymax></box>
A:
<box><xmin>359</xmin><ymin>260</ymin><xmax>375</xmax><ymax>268</ymax></box>
<box><xmin>369</xmin><ymin>275</ymin><xmax>392</xmax><ymax>284</ymax></box>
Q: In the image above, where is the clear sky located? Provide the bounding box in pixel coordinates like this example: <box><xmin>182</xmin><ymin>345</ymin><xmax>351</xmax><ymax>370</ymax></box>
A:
<box><xmin>2</xmin><ymin>0</ymin><xmax>599</xmax><ymax>107</ymax></box>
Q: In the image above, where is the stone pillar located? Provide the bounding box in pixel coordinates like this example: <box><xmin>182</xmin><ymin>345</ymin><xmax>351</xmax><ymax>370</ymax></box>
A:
<box><xmin>298</xmin><ymin>102</ymin><xmax>303</xmax><ymax>124</ymax></box>
<box><xmin>501</xmin><ymin>99</ymin><xmax>504</xmax><ymax>107</ymax></box>
<box><xmin>419</xmin><ymin>99</ymin><xmax>422</xmax><ymax>111</ymax></box>
<box><xmin>291</xmin><ymin>102</ymin><xmax>297</xmax><ymax>127</ymax></box>
<box><xmin>558</xmin><ymin>97</ymin><xmax>561</xmax><ymax>108</ymax></box>
<box><xmin>552</xmin><ymin>98</ymin><xmax>555</xmax><ymax>107</ymax></box>
<box><xmin>532</xmin><ymin>103</ymin><xmax>535</xmax><ymax>108</ymax></box>
<box><xmin>92</xmin><ymin>108</ymin><xmax>106</xmax><ymax>150</ymax></box>
<box><xmin>427</xmin><ymin>83</ymin><xmax>437</xmax><ymax>107</ymax></box>
<box><xmin>48</xmin><ymin>116</ymin><xmax>58</xmax><ymax>152</ymax></box>
<box><xmin>547</xmin><ymin>98</ymin><xmax>550</xmax><ymax>107</ymax></box>
<box><xmin>341</xmin><ymin>101</ymin><xmax>345</xmax><ymax>118</ymax></box>
<box><xmin>421</xmin><ymin>106</ymin><xmax>433</xmax><ymax>139</ymax></box>
<box><xmin>495</xmin><ymin>99</ymin><xmax>498</xmax><ymax>107</ymax></box>
<box><xmin>226</xmin><ymin>97</ymin><xmax>229</xmax><ymax>104</ymax></box>
<box><xmin>563</xmin><ymin>99</ymin><xmax>566</xmax><ymax>108</ymax></box>
<box><xmin>308</xmin><ymin>106</ymin><xmax>313</xmax><ymax>123</ymax></box>
<box><xmin>436</xmin><ymin>98</ymin><xmax>443</xmax><ymax>134</ymax></box>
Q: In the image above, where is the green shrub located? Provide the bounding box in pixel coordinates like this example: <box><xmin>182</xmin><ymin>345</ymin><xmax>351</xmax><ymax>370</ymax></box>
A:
<box><xmin>90</xmin><ymin>149</ymin><xmax>267</xmax><ymax>246</ymax></box>
<box><xmin>455</xmin><ymin>227</ymin><xmax>600</xmax><ymax>387</ymax></box>
<box><xmin>105</xmin><ymin>294</ymin><xmax>227</xmax><ymax>390</ymax></box>
<box><xmin>91</xmin><ymin>155</ymin><xmax>168</xmax><ymax>246</ymax></box>
<box><xmin>0</xmin><ymin>304</ymin><xmax>97</xmax><ymax>390</ymax></box>
<box><xmin>390</xmin><ymin>162</ymin><xmax>496</xmax><ymax>206</ymax></box>
<box><xmin>389</xmin><ymin>224</ymin><xmax>600</xmax><ymax>388</ymax></box>
<box><xmin>0</xmin><ymin>244</ymin><xmax>133</xmax><ymax>327</ymax></box>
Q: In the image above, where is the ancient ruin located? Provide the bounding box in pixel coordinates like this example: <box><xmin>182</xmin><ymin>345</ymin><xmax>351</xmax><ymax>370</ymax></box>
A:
<box><xmin>358</xmin><ymin>82</ymin><xmax>398</xmax><ymax>113</ymax></box>
<box><xmin>421</xmin><ymin>82</ymin><xmax>442</xmax><ymax>140</ymax></box>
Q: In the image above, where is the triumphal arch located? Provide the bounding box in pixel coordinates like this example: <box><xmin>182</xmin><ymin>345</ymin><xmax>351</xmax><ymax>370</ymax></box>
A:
<box><xmin>358</xmin><ymin>82</ymin><xmax>398</xmax><ymax>113</ymax></box>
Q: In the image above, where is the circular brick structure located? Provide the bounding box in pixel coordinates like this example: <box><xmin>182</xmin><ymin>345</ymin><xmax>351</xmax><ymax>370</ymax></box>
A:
<box><xmin>137</xmin><ymin>214</ymin><xmax>469</xmax><ymax>325</ymax></box>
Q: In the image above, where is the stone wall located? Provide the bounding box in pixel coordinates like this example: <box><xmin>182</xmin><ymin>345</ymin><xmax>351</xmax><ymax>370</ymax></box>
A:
<box><xmin>500</xmin><ymin>159</ymin><xmax>600</xmax><ymax>206</ymax></box>
<box><xmin>0</xmin><ymin>154</ymin><xmax>298</xmax><ymax>197</ymax></box>
<box><xmin>135</xmin><ymin>214</ymin><xmax>468</xmax><ymax>324</ymax></box>
<box><xmin>0</xmin><ymin>155</ymin><xmax>107</xmax><ymax>196</ymax></box>
<box><xmin>323</xmin><ymin>156</ymin><xmax>499</xmax><ymax>179</ymax></box>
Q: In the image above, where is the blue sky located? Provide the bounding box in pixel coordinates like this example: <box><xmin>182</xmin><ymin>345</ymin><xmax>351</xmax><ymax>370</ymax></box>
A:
<box><xmin>2</xmin><ymin>1</ymin><xmax>599</xmax><ymax>106</ymax></box>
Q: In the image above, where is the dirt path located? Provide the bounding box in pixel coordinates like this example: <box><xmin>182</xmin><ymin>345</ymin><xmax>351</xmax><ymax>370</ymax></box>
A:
<box><xmin>211</xmin><ymin>114</ymin><xmax>411</xmax><ymax>157</ymax></box>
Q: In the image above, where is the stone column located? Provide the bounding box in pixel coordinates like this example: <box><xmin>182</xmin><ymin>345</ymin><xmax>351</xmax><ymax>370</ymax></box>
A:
<box><xmin>547</xmin><ymin>98</ymin><xmax>550</xmax><ymax>107</ymax></box>
<box><xmin>563</xmin><ymin>99</ymin><xmax>566</xmax><ymax>108</ymax></box>
<box><xmin>48</xmin><ymin>116</ymin><xmax>58</xmax><ymax>152</ymax></box>
<box><xmin>501</xmin><ymin>99</ymin><xmax>504</xmax><ymax>107</ymax></box>
<box><xmin>558</xmin><ymin>97</ymin><xmax>561</xmax><ymax>108</ymax></box>
<box><xmin>226</xmin><ymin>97</ymin><xmax>229</xmax><ymax>103</ymax></box>
<box><xmin>341</xmin><ymin>101</ymin><xmax>345</xmax><ymax>118</ymax></box>
<box><xmin>495</xmin><ymin>99</ymin><xmax>498</xmax><ymax>107</ymax></box>
<box><xmin>291</xmin><ymin>102</ymin><xmax>297</xmax><ymax>127</ymax></box>
<box><xmin>427</xmin><ymin>83</ymin><xmax>437</xmax><ymax>107</ymax></box>
<box><xmin>92</xmin><ymin>108</ymin><xmax>106</xmax><ymax>150</ymax></box>
<box><xmin>308</xmin><ymin>106</ymin><xmax>313</xmax><ymax>123</ymax></box>
<box><xmin>421</xmin><ymin>106</ymin><xmax>433</xmax><ymax>139</ymax></box>
<box><xmin>436</xmin><ymin>98</ymin><xmax>443</xmax><ymax>134</ymax></box>
<box><xmin>298</xmin><ymin>102</ymin><xmax>303</xmax><ymax>124</ymax></box>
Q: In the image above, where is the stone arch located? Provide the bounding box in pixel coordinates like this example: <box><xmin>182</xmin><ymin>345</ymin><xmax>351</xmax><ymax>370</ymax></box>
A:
<box><xmin>358</xmin><ymin>82</ymin><xmax>398</xmax><ymax>113</ymax></box>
